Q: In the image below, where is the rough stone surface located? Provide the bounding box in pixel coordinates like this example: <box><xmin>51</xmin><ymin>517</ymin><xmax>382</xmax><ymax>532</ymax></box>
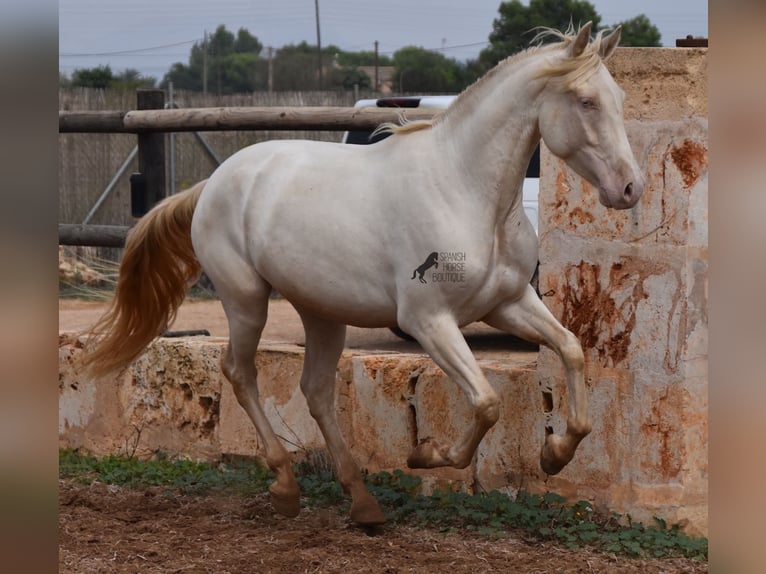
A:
<box><xmin>537</xmin><ymin>48</ymin><xmax>707</xmax><ymax>535</ymax></box>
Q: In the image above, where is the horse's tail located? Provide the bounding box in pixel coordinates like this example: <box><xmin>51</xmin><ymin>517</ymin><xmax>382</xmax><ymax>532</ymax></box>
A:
<box><xmin>80</xmin><ymin>179</ymin><xmax>207</xmax><ymax>378</ymax></box>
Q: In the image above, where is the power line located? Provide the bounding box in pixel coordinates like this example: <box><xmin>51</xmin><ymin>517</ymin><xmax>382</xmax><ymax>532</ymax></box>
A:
<box><xmin>377</xmin><ymin>40</ymin><xmax>490</xmax><ymax>57</ymax></box>
<box><xmin>60</xmin><ymin>38</ymin><xmax>202</xmax><ymax>58</ymax></box>
<box><xmin>60</xmin><ymin>37</ymin><xmax>491</xmax><ymax>62</ymax></box>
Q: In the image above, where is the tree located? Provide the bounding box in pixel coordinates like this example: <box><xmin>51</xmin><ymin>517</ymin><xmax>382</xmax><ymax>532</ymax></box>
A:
<box><xmin>70</xmin><ymin>65</ymin><xmax>115</xmax><ymax>89</ymax></box>
<box><xmin>335</xmin><ymin>50</ymin><xmax>392</xmax><ymax>68</ymax></box>
<box><xmin>332</xmin><ymin>67</ymin><xmax>372</xmax><ymax>91</ymax></box>
<box><xmin>270</xmin><ymin>42</ymin><xmax>322</xmax><ymax>90</ymax></box>
<box><xmin>613</xmin><ymin>14</ymin><xmax>661</xmax><ymax>47</ymax></box>
<box><xmin>479</xmin><ymin>1</ymin><xmax>662</xmax><ymax>73</ymax></box>
<box><xmin>112</xmin><ymin>69</ymin><xmax>157</xmax><ymax>90</ymax></box>
<box><xmin>162</xmin><ymin>24</ymin><xmax>263</xmax><ymax>94</ymax></box>
<box><xmin>269</xmin><ymin>42</ymin><xmax>373</xmax><ymax>91</ymax></box>
<box><xmin>480</xmin><ymin>0</ymin><xmax>601</xmax><ymax>69</ymax></box>
<box><xmin>392</xmin><ymin>47</ymin><xmax>468</xmax><ymax>93</ymax></box>
<box><xmin>63</xmin><ymin>66</ymin><xmax>156</xmax><ymax>89</ymax></box>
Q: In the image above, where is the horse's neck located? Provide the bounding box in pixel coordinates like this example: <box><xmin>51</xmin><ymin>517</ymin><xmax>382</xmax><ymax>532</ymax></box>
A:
<box><xmin>434</xmin><ymin>54</ymin><xmax>546</xmax><ymax>213</ymax></box>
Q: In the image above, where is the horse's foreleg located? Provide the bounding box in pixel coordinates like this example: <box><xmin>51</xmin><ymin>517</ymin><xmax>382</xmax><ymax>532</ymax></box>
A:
<box><xmin>297</xmin><ymin>312</ymin><xmax>386</xmax><ymax>526</ymax></box>
<box><xmin>484</xmin><ymin>285</ymin><xmax>591</xmax><ymax>475</ymax></box>
<box><xmin>221</xmin><ymin>297</ymin><xmax>301</xmax><ymax>518</ymax></box>
<box><xmin>399</xmin><ymin>312</ymin><xmax>500</xmax><ymax>469</ymax></box>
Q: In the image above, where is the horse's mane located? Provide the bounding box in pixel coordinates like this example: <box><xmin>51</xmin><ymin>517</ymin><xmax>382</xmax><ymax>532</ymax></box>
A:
<box><xmin>376</xmin><ymin>23</ymin><xmax>608</xmax><ymax>138</ymax></box>
<box><xmin>371</xmin><ymin>117</ymin><xmax>434</xmax><ymax>139</ymax></box>
<box><xmin>530</xmin><ymin>25</ymin><xmax>606</xmax><ymax>89</ymax></box>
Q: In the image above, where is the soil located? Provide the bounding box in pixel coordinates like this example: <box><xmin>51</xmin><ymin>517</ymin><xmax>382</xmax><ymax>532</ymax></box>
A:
<box><xmin>58</xmin><ymin>297</ymin><xmax>540</xmax><ymax>359</ymax></box>
<box><xmin>58</xmin><ymin>480</ymin><xmax>706</xmax><ymax>574</ymax></box>
<box><xmin>58</xmin><ymin>298</ymin><xmax>706</xmax><ymax>573</ymax></box>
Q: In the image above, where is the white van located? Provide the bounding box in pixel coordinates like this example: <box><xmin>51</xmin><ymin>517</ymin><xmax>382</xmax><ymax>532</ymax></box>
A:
<box><xmin>343</xmin><ymin>96</ymin><xmax>540</xmax><ymax>234</ymax></box>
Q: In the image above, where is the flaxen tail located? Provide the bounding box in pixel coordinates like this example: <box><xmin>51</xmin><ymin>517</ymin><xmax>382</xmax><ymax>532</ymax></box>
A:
<box><xmin>80</xmin><ymin>179</ymin><xmax>207</xmax><ymax>377</ymax></box>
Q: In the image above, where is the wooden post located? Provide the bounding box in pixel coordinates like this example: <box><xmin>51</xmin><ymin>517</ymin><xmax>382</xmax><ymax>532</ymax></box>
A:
<box><xmin>135</xmin><ymin>89</ymin><xmax>166</xmax><ymax>215</ymax></box>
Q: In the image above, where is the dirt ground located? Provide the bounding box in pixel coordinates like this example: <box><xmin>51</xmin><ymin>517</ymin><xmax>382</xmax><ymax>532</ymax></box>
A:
<box><xmin>57</xmin><ymin>297</ymin><xmax>539</xmax><ymax>359</ymax></box>
<box><xmin>59</xmin><ymin>298</ymin><xmax>706</xmax><ymax>573</ymax></box>
<box><xmin>58</xmin><ymin>480</ymin><xmax>705</xmax><ymax>574</ymax></box>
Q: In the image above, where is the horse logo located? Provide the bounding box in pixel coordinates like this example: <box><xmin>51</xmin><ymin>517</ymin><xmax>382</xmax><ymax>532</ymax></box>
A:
<box><xmin>412</xmin><ymin>252</ymin><xmax>438</xmax><ymax>283</ymax></box>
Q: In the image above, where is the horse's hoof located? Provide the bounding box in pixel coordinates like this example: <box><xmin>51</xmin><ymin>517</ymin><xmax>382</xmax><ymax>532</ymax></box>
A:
<box><xmin>407</xmin><ymin>439</ymin><xmax>450</xmax><ymax>469</ymax></box>
<box><xmin>269</xmin><ymin>484</ymin><xmax>301</xmax><ymax>518</ymax></box>
<box><xmin>350</xmin><ymin>496</ymin><xmax>387</xmax><ymax>526</ymax></box>
<box><xmin>539</xmin><ymin>433</ymin><xmax>570</xmax><ymax>476</ymax></box>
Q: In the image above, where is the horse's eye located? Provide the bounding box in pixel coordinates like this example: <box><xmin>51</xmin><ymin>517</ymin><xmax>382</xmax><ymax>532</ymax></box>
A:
<box><xmin>580</xmin><ymin>98</ymin><xmax>596</xmax><ymax>110</ymax></box>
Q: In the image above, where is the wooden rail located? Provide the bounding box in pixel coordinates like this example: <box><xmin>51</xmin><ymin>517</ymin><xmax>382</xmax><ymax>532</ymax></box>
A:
<box><xmin>59</xmin><ymin>106</ymin><xmax>442</xmax><ymax>133</ymax></box>
<box><xmin>60</xmin><ymin>102</ymin><xmax>443</xmax><ymax>246</ymax></box>
<box><xmin>59</xmin><ymin>224</ymin><xmax>130</xmax><ymax>247</ymax></box>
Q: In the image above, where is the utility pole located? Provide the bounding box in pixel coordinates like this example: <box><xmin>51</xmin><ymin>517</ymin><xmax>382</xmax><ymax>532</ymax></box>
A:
<box><xmin>314</xmin><ymin>0</ymin><xmax>322</xmax><ymax>88</ymax></box>
<box><xmin>268</xmin><ymin>46</ymin><xmax>274</xmax><ymax>94</ymax></box>
<box><xmin>202</xmin><ymin>30</ymin><xmax>208</xmax><ymax>95</ymax></box>
<box><xmin>374</xmin><ymin>40</ymin><xmax>379</xmax><ymax>92</ymax></box>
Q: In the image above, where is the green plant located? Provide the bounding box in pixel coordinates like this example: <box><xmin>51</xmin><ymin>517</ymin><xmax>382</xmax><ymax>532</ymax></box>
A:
<box><xmin>59</xmin><ymin>450</ymin><xmax>707</xmax><ymax>561</ymax></box>
<box><xmin>58</xmin><ymin>449</ymin><xmax>271</xmax><ymax>495</ymax></box>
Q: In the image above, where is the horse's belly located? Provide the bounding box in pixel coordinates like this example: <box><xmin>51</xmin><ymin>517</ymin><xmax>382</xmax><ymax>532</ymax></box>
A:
<box><xmin>252</xmin><ymin>240</ymin><xmax>399</xmax><ymax>328</ymax></box>
<box><xmin>276</xmin><ymin>280</ymin><xmax>398</xmax><ymax>328</ymax></box>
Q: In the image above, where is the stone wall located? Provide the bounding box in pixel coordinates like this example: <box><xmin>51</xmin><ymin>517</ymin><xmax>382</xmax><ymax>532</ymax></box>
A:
<box><xmin>536</xmin><ymin>47</ymin><xmax>708</xmax><ymax>533</ymax></box>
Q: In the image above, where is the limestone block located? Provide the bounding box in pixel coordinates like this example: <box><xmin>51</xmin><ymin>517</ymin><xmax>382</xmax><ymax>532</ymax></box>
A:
<box><xmin>608</xmin><ymin>48</ymin><xmax>707</xmax><ymax>121</ymax></box>
<box><xmin>473</xmin><ymin>363</ymin><xmax>544</xmax><ymax>495</ymax></box>
<box><xmin>339</xmin><ymin>353</ymin><xmax>432</xmax><ymax>471</ymax></box>
<box><xmin>59</xmin><ymin>335</ymin><xmax>225</xmax><ymax>461</ymax></box>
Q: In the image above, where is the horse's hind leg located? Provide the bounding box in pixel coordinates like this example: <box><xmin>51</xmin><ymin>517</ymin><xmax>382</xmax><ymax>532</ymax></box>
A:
<box><xmin>398</xmin><ymin>311</ymin><xmax>500</xmax><ymax>469</ymax></box>
<box><xmin>297</xmin><ymin>310</ymin><xmax>386</xmax><ymax>526</ymax></box>
<box><xmin>218</xmin><ymin>286</ymin><xmax>301</xmax><ymax>517</ymax></box>
<box><xmin>484</xmin><ymin>285</ymin><xmax>591</xmax><ymax>475</ymax></box>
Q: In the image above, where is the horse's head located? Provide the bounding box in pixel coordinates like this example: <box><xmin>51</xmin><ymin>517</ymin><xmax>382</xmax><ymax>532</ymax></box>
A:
<box><xmin>537</xmin><ymin>22</ymin><xmax>645</xmax><ymax>210</ymax></box>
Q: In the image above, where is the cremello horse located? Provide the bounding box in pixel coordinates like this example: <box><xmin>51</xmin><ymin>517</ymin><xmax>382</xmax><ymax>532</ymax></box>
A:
<box><xmin>82</xmin><ymin>23</ymin><xmax>644</xmax><ymax>527</ymax></box>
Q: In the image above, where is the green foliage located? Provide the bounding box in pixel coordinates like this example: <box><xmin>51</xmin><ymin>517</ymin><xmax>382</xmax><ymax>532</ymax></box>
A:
<box><xmin>69</xmin><ymin>64</ymin><xmax>114</xmax><ymax>89</ymax></box>
<box><xmin>392</xmin><ymin>46</ymin><xmax>472</xmax><ymax>93</ymax></box>
<box><xmin>481</xmin><ymin>0</ymin><xmax>601</xmax><ymax>68</ymax></box>
<box><xmin>163</xmin><ymin>24</ymin><xmax>264</xmax><ymax>93</ymax></box>
<box><xmin>270</xmin><ymin>42</ymin><xmax>323</xmax><ymax>90</ymax></box>
<box><xmin>59</xmin><ymin>450</ymin><xmax>707</xmax><ymax>561</ymax></box>
<box><xmin>613</xmin><ymin>14</ymin><xmax>662</xmax><ymax>47</ymax></box>
<box><xmin>159</xmin><ymin>26</ymin><xmax>378</xmax><ymax>93</ymax></box>
<box><xmin>112</xmin><ymin>68</ymin><xmax>158</xmax><ymax>90</ymax></box>
<box><xmin>65</xmin><ymin>65</ymin><xmax>156</xmax><ymax>90</ymax></box>
<box><xmin>362</xmin><ymin>472</ymin><xmax>707</xmax><ymax>559</ymax></box>
<box><xmin>59</xmin><ymin>449</ymin><xmax>272</xmax><ymax>496</ymax></box>
<box><xmin>479</xmin><ymin>0</ymin><xmax>662</xmax><ymax>71</ymax></box>
<box><xmin>335</xmin><ymin>50</ymin><xmax>393</xmax><ymax>68</ymax></box>
<box><xmin>335</xmin><ymin>67</ymin><xmax>372</xmax><ymax>90</ymax></box>
<box><xmin>297</xmin><ymin>470</ymin><xmax>345</xmax><ymax>504</ymax></box>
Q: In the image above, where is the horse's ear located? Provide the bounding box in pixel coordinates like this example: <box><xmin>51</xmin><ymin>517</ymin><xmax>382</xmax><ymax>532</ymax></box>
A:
<box><xmin>571</xmin><ymin>21</ymin><xmax>593</xmax><ymax>58</ymax></box>
<box><xmin>599</xmin><ymin>25</ymin><xmax>622</xmax><ymax>59</ymax></box>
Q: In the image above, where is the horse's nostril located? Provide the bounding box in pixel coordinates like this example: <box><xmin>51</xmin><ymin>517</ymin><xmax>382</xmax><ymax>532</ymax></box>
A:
<box><xmin>624</xmin><ymin>182</ymin><xmax>634</xmax><ymax>200</ymax></box>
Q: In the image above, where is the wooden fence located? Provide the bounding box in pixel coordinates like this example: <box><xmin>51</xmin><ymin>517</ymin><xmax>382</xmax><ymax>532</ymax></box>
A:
<box><xmin>58</xmin><ymin>88</ymin><xmax>438</xmax><ymax>253</ymax></box>
<box><xmin>60</xmin><ymin>89</ymin><xmax>365</xmax><ymax>237</ymax></box>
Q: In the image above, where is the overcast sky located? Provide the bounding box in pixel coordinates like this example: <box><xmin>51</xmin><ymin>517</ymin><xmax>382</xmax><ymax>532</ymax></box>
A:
<box><xmin>59</xmin><ymin>0</ymin><xmax>708</xmax><ymax>80</ymax></box>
